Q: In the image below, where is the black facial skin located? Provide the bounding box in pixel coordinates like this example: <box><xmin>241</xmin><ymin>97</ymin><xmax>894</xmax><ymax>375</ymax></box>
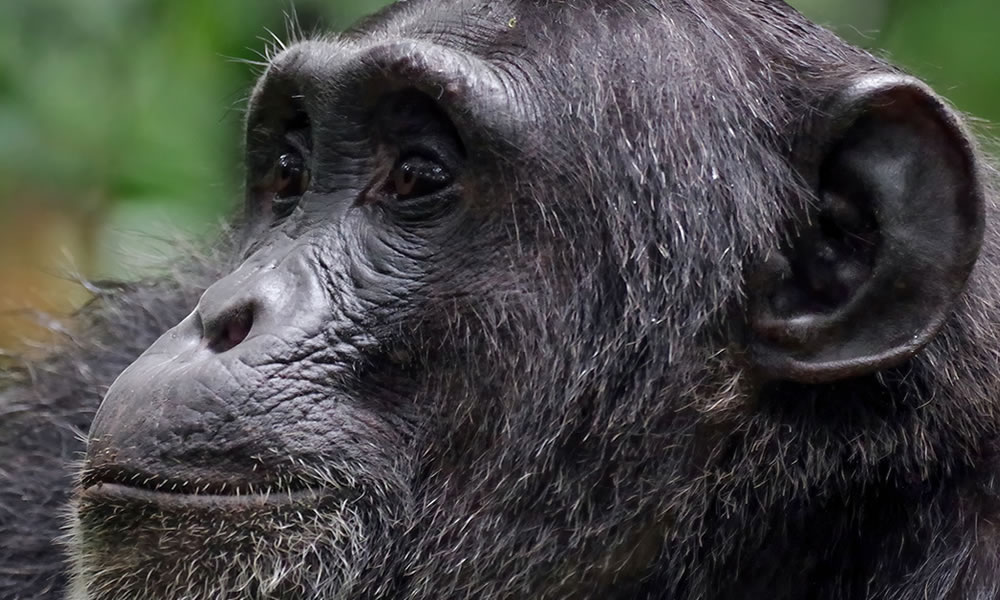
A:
<box><xmin>3</xmin><ymin>1</ymin><xmax>1000</xmax><ymax>599</ymax></box>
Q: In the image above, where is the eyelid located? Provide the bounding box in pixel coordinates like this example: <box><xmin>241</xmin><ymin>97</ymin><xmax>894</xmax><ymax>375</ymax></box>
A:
<box><xmin>283</xmin><ymin>131</ymin><xmax>312</xmax><ymax>158</ymax></box>
<box><xmin>394</xmin><ymin>139</ymin><xmax>460</xmax><ymax>170</ymax></box>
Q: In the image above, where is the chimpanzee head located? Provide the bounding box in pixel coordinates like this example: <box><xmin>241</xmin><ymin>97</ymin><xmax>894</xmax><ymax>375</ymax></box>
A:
<box><xmin>71</xmin><ymin>1</ymin><xmax>991</xmax><ymax>599</ymax></box>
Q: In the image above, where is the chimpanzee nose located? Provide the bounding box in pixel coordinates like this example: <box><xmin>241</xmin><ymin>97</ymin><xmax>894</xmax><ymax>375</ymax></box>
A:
<box><xmin>194</xmin><ymin>266</ymin><xmax>278</xmax><ymax>354</ymax></box>
<box><xmin>129</xmin><ymin>247</ymin><xmax>330</xmax><ymax>364</ymax></box>
<box><xmin>190</xmin><ymin>249</ymin><xmax>327</xmax><ymax>354</ymax></box>
<box><xmin>85</xmin><ymin>249</ymin><xmax>331</xmax><ymax>480</ymax></box>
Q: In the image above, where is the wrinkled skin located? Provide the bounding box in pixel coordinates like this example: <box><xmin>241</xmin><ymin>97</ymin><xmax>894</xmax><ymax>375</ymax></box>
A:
<box><xmin>4</xmin><ymin>1</ymin><xmax>1000</xmax><ymax>599</ymax></box>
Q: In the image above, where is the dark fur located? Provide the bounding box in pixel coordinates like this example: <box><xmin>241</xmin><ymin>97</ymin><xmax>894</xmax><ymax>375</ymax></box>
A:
<box><xmin>4</xmin><ymin>1</ymin><xmax>1000</xmax><ymax>598</ymax></box>
<box><xmin>0</xmin><ymin>275</ymin><xmax>211</xmax><ymax>598</ymax></box>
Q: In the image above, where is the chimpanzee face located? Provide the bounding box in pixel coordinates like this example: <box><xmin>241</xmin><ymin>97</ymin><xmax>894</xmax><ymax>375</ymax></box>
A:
<box><xmin>69</xmin><ymin>2</ymin><xmax>986</xmax><ymax>599</ymax></box>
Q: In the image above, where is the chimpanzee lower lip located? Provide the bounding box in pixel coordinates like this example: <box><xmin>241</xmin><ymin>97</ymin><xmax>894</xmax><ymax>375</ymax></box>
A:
<box><xmin>80</xmin><ymin>482</ymin><xmax>324</xmax><ymax>508</ymax></box>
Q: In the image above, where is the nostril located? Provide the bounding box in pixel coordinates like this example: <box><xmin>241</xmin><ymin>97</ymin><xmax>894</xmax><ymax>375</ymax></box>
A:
<box><xmin>206</xmin><ymin>307</ymin><xmax>254</xmax><ymax>354</ymax></box>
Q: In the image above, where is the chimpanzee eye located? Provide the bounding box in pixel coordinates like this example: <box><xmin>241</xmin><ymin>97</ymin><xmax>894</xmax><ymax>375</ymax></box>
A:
<box><xmin>389</xmin><ymin>155</ymin><xmax>452</xmax><ymax>200</ymax></box>
<box><xmin>274</xmin><ymin>153</ymin><xmax>309</xmax><ymax>198</ymax></box>
<box><xmin>263</xmin><ymin>152</ymin><xmax>310</xmax><ymax>218</ymax></box>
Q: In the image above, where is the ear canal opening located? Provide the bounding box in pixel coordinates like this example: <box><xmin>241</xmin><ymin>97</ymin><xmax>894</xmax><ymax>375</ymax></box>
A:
<box><xmin>767</xmin><ymin>192</ymin><xmax>880</xmax><ymax>323</ymax></box>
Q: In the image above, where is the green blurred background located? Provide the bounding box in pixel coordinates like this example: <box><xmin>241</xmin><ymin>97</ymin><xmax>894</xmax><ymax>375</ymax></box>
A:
<box><xmin>0</xmin><ymin>0</ymin><xmax>998</xmax><ymax>346</ymax></box>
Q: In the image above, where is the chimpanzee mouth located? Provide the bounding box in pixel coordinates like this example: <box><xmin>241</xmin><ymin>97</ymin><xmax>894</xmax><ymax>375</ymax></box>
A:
<box><xmin>78</xmin><ymin>466</ymin><xmax>325</xmax><ymax>508</ymax></box>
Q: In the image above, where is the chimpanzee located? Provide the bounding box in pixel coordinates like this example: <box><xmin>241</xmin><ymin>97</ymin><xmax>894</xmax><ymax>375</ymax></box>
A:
<box><xmin>2</xmin><ymin>0</ymin><xmax>999</xmax><ymax>599</ymax></box>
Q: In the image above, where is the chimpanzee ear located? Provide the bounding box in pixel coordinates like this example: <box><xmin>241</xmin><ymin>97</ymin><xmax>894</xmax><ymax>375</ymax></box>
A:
<box><xmin>749</xmin><ymin>74</ymin><xmax>985</xmax><ymax>383</ymax></box>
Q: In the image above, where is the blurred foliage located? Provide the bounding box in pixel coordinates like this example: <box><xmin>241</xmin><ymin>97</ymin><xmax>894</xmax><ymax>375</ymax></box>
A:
<box><xmin>0</xmin><ymin>0</ymin><xmax>390</xmax><ymax>270</ymax></box>
<box><xmin>0</xmin><ymin>0</ymin><xmax>998</xmax><ymax>346</ymax></box>
<box><xmin>795</xmin><ymin>0</ymin><xmax>1000</xmax><ymax>124</ymax></box>
<box><xmin>0</xmin><ymin>0</ymin><xmax>391</xmax><ymax>345</ymax></box>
